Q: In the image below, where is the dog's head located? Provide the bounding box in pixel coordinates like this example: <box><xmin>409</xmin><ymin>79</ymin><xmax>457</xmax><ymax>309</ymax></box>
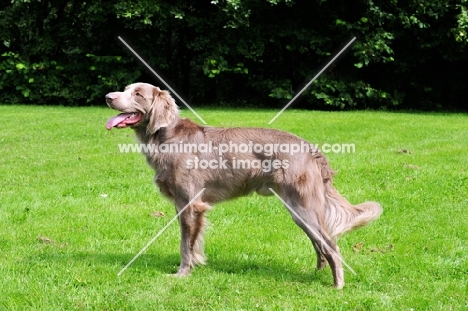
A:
<box><xmin>105</xmin><ymin>82</ymin><xmax>178</xmax><ymax>134</ymax></box>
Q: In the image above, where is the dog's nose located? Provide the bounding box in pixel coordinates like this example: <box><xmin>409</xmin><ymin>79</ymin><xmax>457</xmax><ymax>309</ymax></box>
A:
<box><xmin>105</xmin><ymin>93</ymin><xmax>117</xmax><ymax>103</ymax></box>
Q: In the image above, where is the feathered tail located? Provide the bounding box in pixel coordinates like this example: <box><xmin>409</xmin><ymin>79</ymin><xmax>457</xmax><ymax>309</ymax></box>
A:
<box><xmin>314</xmin><ymin>154</ymin><xmax>382</xmax><ymax>239</ymax></box>
<box><xmin>324</xmin><ymin>186</ymin><xmax>382</xmax><ymax>239</ymax></box>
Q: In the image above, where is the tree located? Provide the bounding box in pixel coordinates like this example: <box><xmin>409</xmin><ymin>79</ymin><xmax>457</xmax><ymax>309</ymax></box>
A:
<box><xmin>0</xmin><ymin>0</ymin><xmax>467</xmax><ymax>110</ymax></box>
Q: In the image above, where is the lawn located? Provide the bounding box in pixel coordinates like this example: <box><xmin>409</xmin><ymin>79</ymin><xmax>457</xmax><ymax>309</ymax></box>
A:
<box><xmin>0</xmin><ymin>105</ymin><xmax>467</xmax><ymax>310</ymax></box>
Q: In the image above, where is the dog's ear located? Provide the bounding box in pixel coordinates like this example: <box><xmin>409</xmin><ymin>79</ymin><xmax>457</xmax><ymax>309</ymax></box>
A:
<box><xmin>147</xmin><ymin>86</ymin><xmax>179</xmax><ymax>134</ymax></box>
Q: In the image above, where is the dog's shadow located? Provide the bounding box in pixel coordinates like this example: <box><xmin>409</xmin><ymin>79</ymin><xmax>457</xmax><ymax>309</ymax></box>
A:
<box><xmin>35</xmin><ymin>251</ymin><xmax>330</xmax><ymax>286</ymax></box>
<box><xmin>201</xmin><ymin>256</ymin><xmax>331</xmax><ymax>286</ymax></box>
<box><xmin>125</xmin><ymin>252</ymin><xmax>331</xmax><ymax>286</ymax></box>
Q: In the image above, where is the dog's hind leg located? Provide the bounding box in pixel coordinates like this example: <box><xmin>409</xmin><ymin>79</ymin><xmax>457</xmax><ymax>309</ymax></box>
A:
<box><xmin>316</xmin><ymin>230</ymin><xmax>345</xmax><ymax>289</ymax></box>
<box><xmin>292</xmin><ymin>209</ymin><xmax>345</xmax><ymax>288</ymax></box>
<box><xmin>311</xmin><ymin>240</ymin><xmax>327</xmax><ymax>270</ymax></box>
<box><xmin>280</xmin><ymin>191</ymin><xmax>345</xmax><ymax>289</ymax></box>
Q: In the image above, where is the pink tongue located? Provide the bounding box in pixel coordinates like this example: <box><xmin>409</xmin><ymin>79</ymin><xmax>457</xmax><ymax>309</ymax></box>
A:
<box><xmin>106</xmin><ymin>113</ymin><xmax>134</xmax><ymax>130</ymax></box>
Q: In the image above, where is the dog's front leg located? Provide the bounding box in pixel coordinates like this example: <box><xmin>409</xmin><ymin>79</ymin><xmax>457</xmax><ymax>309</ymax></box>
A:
<box><xmin>175</xmin><ymin>205</ymin><xmax>193</xmax><ymax>276</ymax></box>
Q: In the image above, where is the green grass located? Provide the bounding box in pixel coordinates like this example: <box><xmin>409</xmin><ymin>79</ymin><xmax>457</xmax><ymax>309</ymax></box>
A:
<box><xmin>1</xmin><ymin>105</ymin><xmax>467</xmax><ymax>310</ymax></box>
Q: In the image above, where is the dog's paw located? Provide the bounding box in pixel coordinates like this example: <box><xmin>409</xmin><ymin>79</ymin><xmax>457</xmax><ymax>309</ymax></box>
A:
<box><xmin>317</xmin><ymin>258</ymin><xmax>328</xmax><ymax>270</ymax></box>
<box><xmin>334</xmin><ymin>281</ymin><xmax>345</xmax><ymax>290</ymax></box>
<box><xmin>166</xmin><ymin>272</ymin><xmax>190</xmax><ymax>278</ymax></box>
<box><xmin>171</xmin><ymin>266</ymin><xmax>192</xmax><ymax>277</ymax></box>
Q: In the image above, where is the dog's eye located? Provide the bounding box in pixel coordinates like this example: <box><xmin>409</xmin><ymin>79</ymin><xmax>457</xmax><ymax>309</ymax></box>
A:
<box><xmin>135</xmin><ymin>92</ymin><xmax>143</xmax><ymax>97</ymax></box>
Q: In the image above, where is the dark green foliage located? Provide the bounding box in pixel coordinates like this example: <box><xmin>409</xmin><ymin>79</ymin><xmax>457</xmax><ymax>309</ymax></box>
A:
<box><xmin>0</xmin><ymin>0</ymin><xmax>467</xmax><ymax>109</ymax></box>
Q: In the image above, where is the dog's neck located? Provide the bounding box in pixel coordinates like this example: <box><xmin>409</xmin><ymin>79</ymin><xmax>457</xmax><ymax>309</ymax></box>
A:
<box><xmin>132</xmin><ymin>115</ymin><xmax>205</xmax><ymax>173</ymax></box>
<box><xmin>133</xmin><ymin>115</ymin><xmax>182</xmax><ymax>145</ymax></box>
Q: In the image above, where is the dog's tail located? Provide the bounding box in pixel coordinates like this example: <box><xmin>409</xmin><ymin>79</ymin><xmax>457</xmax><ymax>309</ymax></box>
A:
<box><xmin>315</xmin><ymin>154</ymin><xmax>382</xmax><ymax>239</ymax></box>
<box><xmin>324</xmin><ymin>188</ymin><xmax>382</xmax><ymax>239</ymax></box>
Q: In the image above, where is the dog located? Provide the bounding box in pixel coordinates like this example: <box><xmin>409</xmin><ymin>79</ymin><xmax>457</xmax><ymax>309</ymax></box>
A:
<box><xmin>105</xmin><ymin>82</ymin><xmax>382</xmax><ymax>289</ymax></box>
